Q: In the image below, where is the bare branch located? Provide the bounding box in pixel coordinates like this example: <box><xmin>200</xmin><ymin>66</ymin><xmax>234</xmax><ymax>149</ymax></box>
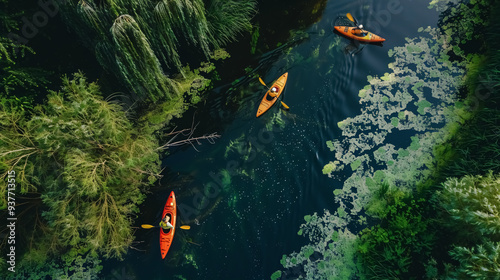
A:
<box><xmin>157</xmin><ymin>115</ymin><xmax>220</xmax><ymax>151</ymax></box>
<box><xmin>157</xmin><ymin>132</ymin><xmax>220</xmax><ymax>151</ymax></box>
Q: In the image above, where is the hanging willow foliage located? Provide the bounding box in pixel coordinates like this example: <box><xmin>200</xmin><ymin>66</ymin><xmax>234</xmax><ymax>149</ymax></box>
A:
<box><xmin>206</xmin><ymin>0</ymin><xmax>256</xmax><ymax>46</ymax></box>
<box><xmin>156</xmin><ymin>0</ymin><xmax>212</xmax><ymax>50</ymax></box>
<box><xmin>153</xmin><ymin>0</ymin><xmax>213</xmax><ymax>70</ymax></box>
<box><xmin>77</xmin><ymin>0</ymin><xmax>104</xmax><ymax>35</ymax></box>
<box><xmin>111</xmin><ymin>14</ymin><xmax>178</xmax><ymax>101</ymax></box>
<box><xmin>59</xmin><ymin>0</ymin><xmax>256</xmax><ymax>101</ymax></box>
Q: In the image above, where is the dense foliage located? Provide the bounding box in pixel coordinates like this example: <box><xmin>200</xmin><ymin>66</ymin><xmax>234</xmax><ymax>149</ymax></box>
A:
<box><xmin>358</xmin><ymin>187</ymin><xmax>435</xmax><ymax>279</ymax></box>
<box><xmin>59</xmin><ymin>0</ymin><xmax>256</xmax><ymax>102</ymax></box>
<box><xmin>357</xmin><ymin>0</ymin><xmax>500</xmax><ymax>279</ymax></box>
<box><xmin>5</xmin><ymin>0</ymin><xmax>500</xmax><ymax>278</ymax></box>
<box><xmin>1</xmin><ymin>0</ymin><xmax>257</xmax><ymax>278</ymax></box>
<box><xmin>438</xmin><ymin>173</ymin><xmax>500</xmax><ymax>278</ymax></box>
<box><xmin>1</xmin><ymin>73</ymin><xmax>160</xmax><ymax>257</ymax></box>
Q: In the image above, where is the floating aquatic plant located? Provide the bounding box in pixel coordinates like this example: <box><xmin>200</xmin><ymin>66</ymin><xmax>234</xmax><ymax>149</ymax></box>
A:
<box><xmin>325</xmin><ymin>27</ymin><xmax>464</xmax><ymax>199</ymax></box>
<box><xmin>275</xmin><ymin>210</ymin><xmax>359</xmax><ymax>279</ymax></box>
<box><xmin>277</xmin><ymin>25</ymin><xmax>467</xmax><ymax>279</ymax></box>
<box><xmin>428</xmin><ymin>0</ymin><xmax>460</xmax><ymax>11</ymax></box>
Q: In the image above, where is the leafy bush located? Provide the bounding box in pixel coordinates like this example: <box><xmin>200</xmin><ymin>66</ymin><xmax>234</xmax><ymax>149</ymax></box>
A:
<box><xmin>358</xmin><ymin>187</ymin><xmax>434</xmax><ymax>279</ymax></box>
<box><xmin>0</xmin><ymin>73</ymin><xmax>160</xmax><ymax>260</ymax></box>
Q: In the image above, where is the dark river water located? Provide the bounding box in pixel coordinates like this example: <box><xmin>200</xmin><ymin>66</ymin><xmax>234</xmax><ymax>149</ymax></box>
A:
<box><xmin>106</xmin><ymin>0</ymin><xmax>440</xmax><ymax>279</ymax></box>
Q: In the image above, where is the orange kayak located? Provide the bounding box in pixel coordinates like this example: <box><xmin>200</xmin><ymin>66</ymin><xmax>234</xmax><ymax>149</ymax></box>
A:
<box><xmin>160</xmin><ymin>191</ymin><xmax>176</xmax><ymax>259</ymax></box>
<box><xmin>256</xmin><ymin>73</ymin><xmax>288</xmax><ymax>117</ymax></box>
<box><xmin>333</xmin><ymin>26</ymin><xmax>385</xmax><ymax>43</ymax></box>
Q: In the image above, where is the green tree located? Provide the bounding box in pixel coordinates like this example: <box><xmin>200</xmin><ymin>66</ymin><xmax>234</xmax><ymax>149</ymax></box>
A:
<box><xmin>59</xmin><ymin>0</ymin><xmax>256</xmax><ymax>101</ymax></box>
<box><xmin>439</xmin><ymin>173</ymin><xmax>500</xmax><ymax>240</ymax></box>
<box><xmin>110</xmin><ymin>14</ymin><xmax>179</xmax><ymax>101</ymax></box>
<box><xmin>437</xmin><ymin>173</ymin><xmax>500</xmax><ymax>278</ymax></box>
<box><xmin>449</xmin><ymin>242</ymin><xmax>500</xmax><ymax>279</ymax></box>
<box><xmin>0</xmin><ymin>73</ymin><xmax>160</xmax><ymax>259</ymax></box>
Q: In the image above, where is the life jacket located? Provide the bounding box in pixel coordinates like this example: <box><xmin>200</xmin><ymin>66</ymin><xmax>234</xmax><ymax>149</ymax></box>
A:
<box><xmin>268</xmin><ymin>86</ymin><xmax>279</xmax><ymax>98</ymax></box>
<box><xmin>159</xmin><ymin>220</ymin><xmax>173</xmax><ymax>229</ymax></box>
<box><xmin>352</xmin><ymin>29</ymin><xmax>365</xmax><ymax>36</ymax></box>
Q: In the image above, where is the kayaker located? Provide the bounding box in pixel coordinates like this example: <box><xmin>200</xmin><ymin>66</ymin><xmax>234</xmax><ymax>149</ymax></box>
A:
<box><xmin>352</xmin><ymin>24</ymin><xmax>366</xmax><ymax>36</ymax></box>
<box><xmin>159</xmin><ymin>215</ymin><xmax>173</xmax><ymax>230</ymax></box>
<box><xmin>269</xmin><ymin>86</ymin><xmax>279</xmax><ymax>98</ymax></box>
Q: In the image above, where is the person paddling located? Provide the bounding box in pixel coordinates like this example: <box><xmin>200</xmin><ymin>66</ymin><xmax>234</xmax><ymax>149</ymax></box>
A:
<box><xmin>352</xmin><ymin>24</ymin><xmax>366</xmax><ymax>36</ymax></box>
<box><xmin>269</xmin><ymin>86</ymin><xmax>279</xmax><ymax>98</ymax></box>
<box><xmin>159</xmin><ymin>214</ymin><xmax>173</xmax><ymax>230</ymax></box>
<box><xmin>345</xmin><ymin>13</ymin><xmax>367</xmax><ymax>37</ymax></box>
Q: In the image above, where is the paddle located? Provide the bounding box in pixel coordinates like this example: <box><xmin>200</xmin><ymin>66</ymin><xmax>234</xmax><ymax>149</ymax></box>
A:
<box><xmin>346</xmin><ymin>13</ymin><xmax>357</xmax><ymax>25</ymax></box>
<box><xmin>141</xmin><ymin>224</ymin><xmax>190</xmax><ymax>230</ymax></box>
<box><xmin>258</xmin><ymin>77</ymin><xmax>289</xmax><ymax>110</ymax></box>
<box><xmin>346</xmin><ymin>13</ymin><xmax>362</xmax><ymax>29</ymax></box>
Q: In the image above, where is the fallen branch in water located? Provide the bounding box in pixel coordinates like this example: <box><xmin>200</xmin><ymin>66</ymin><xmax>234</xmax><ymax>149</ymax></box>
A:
<box><xmin>157</xmin><ymin>116</ymin><xmax>220</xmax><ymax>152</ymax></box>
<box><xmin>185</xmin><ymin>240</ymin><xmax>201</xmax><ymax>246</ymax></box>
<box><xmin>129</xmin><ymin>241</ymin><xmax>146</xmax><ymax>252</ymax></box>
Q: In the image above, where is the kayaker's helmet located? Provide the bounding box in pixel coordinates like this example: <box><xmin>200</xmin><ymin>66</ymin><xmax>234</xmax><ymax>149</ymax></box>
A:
<box><xmin>359</xmin><ymin>24</ymin><xmax>364</xmax><ymax>29</ymax></box>
<box><xmin>271</xmin><ymin>87</ymin><xmax>278</xmax><ymax>92</ymax></box>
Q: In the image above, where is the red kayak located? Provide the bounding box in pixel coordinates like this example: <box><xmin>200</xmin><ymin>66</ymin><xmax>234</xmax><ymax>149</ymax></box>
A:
<box><xmin>160</xmin><ymin>191</ymin><xmax>176</xmax><ymax>259</ymax></box>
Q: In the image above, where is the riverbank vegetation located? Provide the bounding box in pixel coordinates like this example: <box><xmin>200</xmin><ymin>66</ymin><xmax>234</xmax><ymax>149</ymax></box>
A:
<box><xmin>1</xmin><ymin>73</ymin><xmax>158</xmax><ymax>277</ymax></box>
<box><xmin>276</xmin><ymin>0</ymin><xmax>500</xmax><ymax>279</ymax></box>
<box><xmin>357</xmin><ymin>0</ymin><xmax>500</xmax><ymax>278</ymax></box>
<box><xmin>1</xmin><ymin>0</ymin><xmax>256</xmax><ymax>278</ymax></box>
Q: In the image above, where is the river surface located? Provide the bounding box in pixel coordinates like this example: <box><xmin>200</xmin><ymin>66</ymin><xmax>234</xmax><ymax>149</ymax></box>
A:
<box><xmin>107</xmin><ymin>0</ymin><xmax>440</xmax><ymax>279</ymax></box>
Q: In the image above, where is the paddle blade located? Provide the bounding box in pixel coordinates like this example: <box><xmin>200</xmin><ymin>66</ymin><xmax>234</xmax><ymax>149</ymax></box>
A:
<box><xmin>281</xmin><ymin>101</ymin><xmax>290</xmax><ymax>110</ymax></box>
<box><xmin>141</xmin><ymin>224</ymin><xmax>156</xmax><ymax>229</ymax></box>
<box><xmin>180</xmin><ymin>225</ymin><xmax>190</xmax><ymax>230</ymax></box>
<box><xmin>258</xmin><ymin>77</ymin><xmax>267</xmax><ymax>87</ymax></box>
<box><xmin>346</xmin><ymin>13</ymin><xmax>355</xmax><ymax>23</ymax></box>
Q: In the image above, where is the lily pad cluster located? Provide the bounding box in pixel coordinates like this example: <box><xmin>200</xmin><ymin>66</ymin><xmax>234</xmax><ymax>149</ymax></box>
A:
<box><xmin>275</xmin><ymin>23</ymin><xmax>468</xmax><ymax>280</ymax></box>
